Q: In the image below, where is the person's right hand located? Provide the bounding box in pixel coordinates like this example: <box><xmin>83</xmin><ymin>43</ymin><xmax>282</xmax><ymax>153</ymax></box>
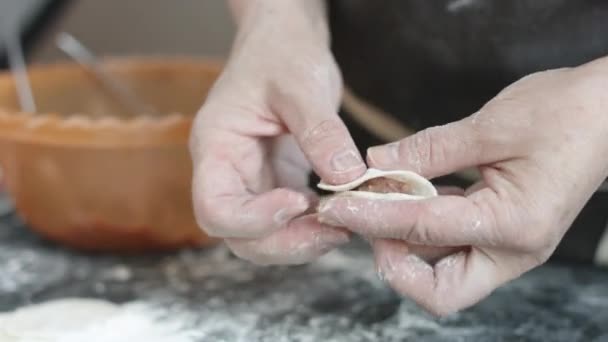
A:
<box><xmin>190</xmin><ymin>1</ymin><xmax>365</xmax><ymax>265</ymax></box>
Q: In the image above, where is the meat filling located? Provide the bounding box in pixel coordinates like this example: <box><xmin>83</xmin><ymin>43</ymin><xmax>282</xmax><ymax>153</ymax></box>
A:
<box><xmin>356</xmin><ymin>178</ymin><xmax>414</xmax><ymax>194</ymax></box>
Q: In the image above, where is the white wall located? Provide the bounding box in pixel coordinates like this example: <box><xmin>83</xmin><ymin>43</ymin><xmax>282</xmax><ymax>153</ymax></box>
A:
<box><xmin>31</xmin><ymin>0</ymin><xmax>236</xmax><ymax>62</ymax></box>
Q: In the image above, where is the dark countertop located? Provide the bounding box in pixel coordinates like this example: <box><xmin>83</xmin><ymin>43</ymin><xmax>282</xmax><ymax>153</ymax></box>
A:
<box><xmin>1</xmin><ymin>209</ymin><xmax>608</xmax><ymax>342</ymax></box>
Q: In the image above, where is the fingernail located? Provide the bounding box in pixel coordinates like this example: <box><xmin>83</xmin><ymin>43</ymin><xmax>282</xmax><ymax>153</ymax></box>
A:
<box><xmin>331</xmin><ymin>148</ymin><xmax>364</xmax><ymax>173</ymax></box>
<box><xmin>317</xmin><ymin>199</ymin><xmax>344</xmax><ymax>226</ymax></box>
<box><xmin>317</xmin><ymin>213</ymin><xmax>343</xmax><ymax>227</ymax></box>
<box><xmin>295</xmin><ymin>194</ymin><xmax>310</xmax><ymax>211</ymax></box>
<box><xmin>367</xmin><ymin>143</ymin><xmax>399</xmax><ymax>167</ymax></box>
<box><xmin>273</xmin><ymin>208</ymin><xmax>292</xmax><ymax>225</ymax></box>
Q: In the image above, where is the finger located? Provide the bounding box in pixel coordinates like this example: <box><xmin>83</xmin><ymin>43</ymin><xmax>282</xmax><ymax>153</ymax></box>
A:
<box><xmin>366</xmin><ymin>119</ymin><xmax>509</xmax><ymax>179</ymax></box>
<box><xmin>318</xmin><ymin>190</ymin><xmax>501</xmax><ymax>247</ymax></box>
<box><xmin>271</xmin><ymin>135</ymin><xmax>312</xmax><ymax>191</ymax></box>
<box><xmin>270</xmin><ymin>83</ymin><xmax>366</xmax><ymax>185</ymax></box>
<box><xmin>225</xmin><ymin>214</ymin><xmax>350</xmax><ymax>265</ymax></box>
<box><xmin>374</xmin><ymin>240</ymin><xmax>503</xmax><ymax>316</ymax></box>
<box><xmin>192</xmin><ymin>158</ymin><xmax>309</xmax><ymax>239</ymax></box>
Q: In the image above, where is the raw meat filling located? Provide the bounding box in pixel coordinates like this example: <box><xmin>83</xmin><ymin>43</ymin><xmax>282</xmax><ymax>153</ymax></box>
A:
<box><xmin>356</xmin><ymin>178</ymin><xmax>413</xmax><ymax>194</ymax></box>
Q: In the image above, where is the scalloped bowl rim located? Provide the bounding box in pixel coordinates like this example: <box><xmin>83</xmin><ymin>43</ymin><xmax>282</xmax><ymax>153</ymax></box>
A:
<box><xmin>0</xmin><ymin>57</ymin><xmax>223</xmax><ymax>149</ymax></box>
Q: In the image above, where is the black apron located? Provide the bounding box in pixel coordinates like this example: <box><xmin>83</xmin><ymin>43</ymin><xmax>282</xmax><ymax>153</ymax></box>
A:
<box><xmin>327</xmin><ymin>0</ymin><xmax>608</xmax><ymax>266</ymax></box>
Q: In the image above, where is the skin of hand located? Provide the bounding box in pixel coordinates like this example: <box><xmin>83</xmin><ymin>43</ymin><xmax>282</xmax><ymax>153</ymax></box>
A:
<box><xmin>318</xmin><ymin>57</ymin><xmax>608</xmax><ymax>315</ymax></box>
<box><xmin>189</xmin><ymin>0</ymin><xmax>366</xmax><ymax>265</ymax></box>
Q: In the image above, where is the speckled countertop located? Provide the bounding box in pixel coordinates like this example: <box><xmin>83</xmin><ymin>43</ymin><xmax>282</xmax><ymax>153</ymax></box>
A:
<box><xmin>1</xmin><ymin>207</ymin><xmax>608</xmax><ymax>342</ymax></box>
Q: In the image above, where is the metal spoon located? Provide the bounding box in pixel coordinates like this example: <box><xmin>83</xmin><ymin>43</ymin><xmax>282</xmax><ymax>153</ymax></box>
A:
<box><xmin>55</xmin><ymin>32</ymin><xmax>159</xmax><ymax>116</ymax></box>
<box><xmin>3</xmin><ymin>30</ymin><xmax>36</xmax><ymax>112</ymax></box>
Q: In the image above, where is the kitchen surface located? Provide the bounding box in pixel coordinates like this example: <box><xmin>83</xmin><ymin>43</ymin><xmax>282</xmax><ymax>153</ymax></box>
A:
<box><xmin>1</xmin><ymin>1</ymin><xmax>608</xmax><ymax>341</ymax></box>
<box><xmin>2</xmin><ymin>205</ymin><xmax>608</xmax><ymax>341</ymax></box>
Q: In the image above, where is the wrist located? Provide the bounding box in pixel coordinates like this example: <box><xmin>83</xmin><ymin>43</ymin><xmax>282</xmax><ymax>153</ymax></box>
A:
<box><xmin>230</xmin><ymin>0</ymin><xmax>330</xmax><ymax>46</ymax></box>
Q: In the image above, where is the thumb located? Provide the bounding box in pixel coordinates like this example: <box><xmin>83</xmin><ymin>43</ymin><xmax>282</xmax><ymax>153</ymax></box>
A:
<box><xmin>367</xmin><ymin>119</ymin><xmax>502</xmax><ymax>179</ymax></box>
<box><xmin>271</xmin><ymin>86</ymin><xmax>366</xmax><ymax>185</ymax></box>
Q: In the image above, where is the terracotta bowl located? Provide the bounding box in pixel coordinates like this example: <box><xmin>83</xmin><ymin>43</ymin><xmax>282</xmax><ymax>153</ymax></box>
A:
<box><xmin>0</xmin><ymin>58</ymin><xmax>222</xmax><ymax>252</ymax></box>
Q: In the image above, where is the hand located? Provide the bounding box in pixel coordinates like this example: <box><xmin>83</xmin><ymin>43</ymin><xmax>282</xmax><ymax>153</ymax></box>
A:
<box><xmin>190</xmin><ymin>1</ymin><xmax>365</xmax><ymax>265</ymax></box>
<box><xmin>318</xmin><ymin>58</ymin><xmax>608</xmax><ymax>315</ymax></box>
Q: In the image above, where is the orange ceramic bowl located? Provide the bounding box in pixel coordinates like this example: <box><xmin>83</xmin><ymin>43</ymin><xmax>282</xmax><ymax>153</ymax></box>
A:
<box><xmin>0</xmin><ymin>58</ymin><xmax>221</xmax><ymax>252</ymax></box>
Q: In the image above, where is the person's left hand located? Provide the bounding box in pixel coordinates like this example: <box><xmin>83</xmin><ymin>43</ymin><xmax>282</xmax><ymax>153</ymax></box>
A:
<box><xmin>318</xmin><ymin>58</ymin><xmax>608</xmax><ymax>315</ymax></box>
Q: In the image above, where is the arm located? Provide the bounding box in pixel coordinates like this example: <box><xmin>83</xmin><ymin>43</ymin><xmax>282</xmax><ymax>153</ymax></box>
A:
<box><xmin>228</xmin><ymin>0</ymin><xmax>328</xmax><ymax>35</ymax></box>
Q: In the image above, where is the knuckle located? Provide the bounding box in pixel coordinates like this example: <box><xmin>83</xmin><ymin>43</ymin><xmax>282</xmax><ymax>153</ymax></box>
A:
<box><xmin>421</xmin><ymin>127</ymin><xmax>447</xmax><ymax>168</ymax></box>
<box><xmin>400</xmin><ymin>202</ymin><xmax>440</xmax><ymax>244</ymax></box>
<box><xmin>400</xmin><ymin>126</ymin><xmax>448</xmax><ymax>173</ymax></box>
<box><xmin>403</xmin><ymin>217</ymin><xmax>428</xmax><ymax>244</ymax></box>
<box><xmin>470</xmin><ymin>195</ymin><xmax>502</xmax><ymax>246</ymax></box>
<box><xmin>193</xmin><ymin>195</ymin><xmax>226</xmax><ymax>237</ymax></box>
<box><xmin>470</xmin><ymin>189</ymin><xmax>522</xmax><ymax>248</ymax></box>
<box><xmin>419</xmin><ymin>204</ymin><xmax>444</xmax><ymax>243</ymax></box>
<box><xmin>299</xmin><ymin>119</ymin><xmax>346</xmax><ymax>153</ymax></box>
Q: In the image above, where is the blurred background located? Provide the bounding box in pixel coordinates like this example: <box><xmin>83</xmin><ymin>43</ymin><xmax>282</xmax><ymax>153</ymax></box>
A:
<box><xmin>0</xmin><ymin>0</ymin><xmax>235</xmax><ymax>66</ymax></box>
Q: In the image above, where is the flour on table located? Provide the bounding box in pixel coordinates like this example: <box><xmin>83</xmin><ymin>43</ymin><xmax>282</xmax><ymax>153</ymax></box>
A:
<box><xmin>0</xmin><ymin>298</ymin><xmax>196</xmax><ymax>342</ymax></box>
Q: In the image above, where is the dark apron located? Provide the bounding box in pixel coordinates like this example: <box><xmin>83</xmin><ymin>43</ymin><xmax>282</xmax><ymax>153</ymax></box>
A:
<box><xmin>327</xmin><ymin>0</ymin><xmax>608</xmax><ymax>266</ymax></box>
